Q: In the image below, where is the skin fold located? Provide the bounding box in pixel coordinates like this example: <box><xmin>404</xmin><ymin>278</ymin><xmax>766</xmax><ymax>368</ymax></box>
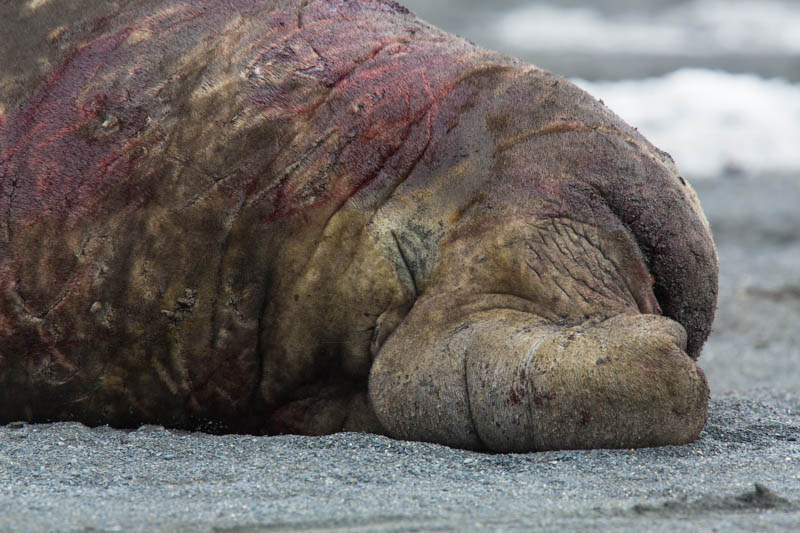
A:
<box><xmin>0</xmin><ymin>0</ymin><xmax>718</xmax><ymax>451</ymax></box>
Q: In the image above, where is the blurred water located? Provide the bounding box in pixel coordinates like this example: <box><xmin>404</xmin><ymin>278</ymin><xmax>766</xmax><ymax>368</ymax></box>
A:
<box><xmin>402</xmin><ymin>0</ymin><xmax>800</xmax><ymax>179</ymax></box>
<box><xmin>402</xmin><ymin>0</ymin><xmax>800</xmax><ymax>81</ymax></box>
<box><xmin>575</xmin><ymin>70</ymin><xmax>800</xmax><ymax>179</ymax></box>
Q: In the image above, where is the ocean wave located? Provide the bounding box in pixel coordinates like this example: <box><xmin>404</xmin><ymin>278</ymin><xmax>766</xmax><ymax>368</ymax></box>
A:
<box><xmin>572</xmin><ymin>69</ymin><xmax>800</xmax><ymax>179</ymax></box>
<box><xmin>496</xmin><ymin>0</ymin><xmax>800</xmax><ymax>56</ymax></box>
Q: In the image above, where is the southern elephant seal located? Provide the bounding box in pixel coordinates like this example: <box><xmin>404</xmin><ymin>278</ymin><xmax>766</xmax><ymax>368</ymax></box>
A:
<box><xmin>0</xmin><ymin>0</ymin><xmax>717</xmax><ymax>451</ymax></box>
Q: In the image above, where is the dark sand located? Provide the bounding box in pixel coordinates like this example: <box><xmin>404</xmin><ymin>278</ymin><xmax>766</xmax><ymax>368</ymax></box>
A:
<box><xmin>1</xmin><ymin>177</ymin><xmax>799</xmax><ymax>531</ymax></box>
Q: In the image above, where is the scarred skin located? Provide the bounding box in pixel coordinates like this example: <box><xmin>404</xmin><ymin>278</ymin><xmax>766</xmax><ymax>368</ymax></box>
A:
<box><xmin>0</xmin><ymin>0</ymin><xmax>717</xmax><ymax>451</ymax></box>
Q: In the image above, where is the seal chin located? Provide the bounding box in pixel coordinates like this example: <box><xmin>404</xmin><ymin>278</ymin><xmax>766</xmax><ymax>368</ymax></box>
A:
<box><xmin>369</xmin><ymin>294</ymin><xmax>709</xmax><ymax>453</ymax></box>
<box><xmin>464</xmin><ymin>312</ymin><xmax>709</xmax><ymax>452</ymax></box>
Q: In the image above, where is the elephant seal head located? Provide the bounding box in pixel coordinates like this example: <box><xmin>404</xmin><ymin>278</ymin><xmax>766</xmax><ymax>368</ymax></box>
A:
<box><xmin>367</xmin><ymin>64</ymin><xmax>718</xmax><ymax>452</ymax></box>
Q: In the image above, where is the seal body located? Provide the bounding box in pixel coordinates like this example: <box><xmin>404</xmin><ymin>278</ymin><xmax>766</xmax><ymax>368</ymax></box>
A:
<box><xmin>0</xmin><ymin>0</ymin><xmax>717</xmax><ymax>451</ymax></box>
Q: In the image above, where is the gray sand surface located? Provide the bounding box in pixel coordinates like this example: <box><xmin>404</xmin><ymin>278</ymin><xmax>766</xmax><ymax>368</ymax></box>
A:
<box><xmin>1</xmin><ymin>177</ymin><xmax>799</xmax><ymax>531</ymax></box>
<box><xmin>1</xmin><ymin>390</ymin><xmax>798</xmax><ymax>532</ymax></box>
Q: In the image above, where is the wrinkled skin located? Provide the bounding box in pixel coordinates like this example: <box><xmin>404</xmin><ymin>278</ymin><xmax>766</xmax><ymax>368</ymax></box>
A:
<box><xmin>0</xmin><ymin>0</ymin><xmax>717</xmax><ymax>451</ymax></box>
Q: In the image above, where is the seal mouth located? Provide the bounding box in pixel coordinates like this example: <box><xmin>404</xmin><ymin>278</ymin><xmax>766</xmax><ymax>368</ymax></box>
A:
<box><xmin>580</xmin><ymin>145</ymin><xmax>718</xmax><ymax>360</ymax></box>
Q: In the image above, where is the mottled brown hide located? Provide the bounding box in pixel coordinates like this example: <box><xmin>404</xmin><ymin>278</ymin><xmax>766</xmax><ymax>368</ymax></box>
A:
<box><xmin>0</xmin><ymin>0</ymin><xmax>717</xmax><ymax>451</ymax></box>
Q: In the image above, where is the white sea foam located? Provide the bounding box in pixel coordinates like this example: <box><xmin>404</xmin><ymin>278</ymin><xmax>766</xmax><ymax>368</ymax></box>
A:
<box><xmin>496</xmin><ymin>0</ymin><xmax>800</xmax><ymax>56</ymax></box>
<box><xmin>572</xmin><ymin>69</ymin><xmax>800</xmax><ymax>178</ymax></box>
